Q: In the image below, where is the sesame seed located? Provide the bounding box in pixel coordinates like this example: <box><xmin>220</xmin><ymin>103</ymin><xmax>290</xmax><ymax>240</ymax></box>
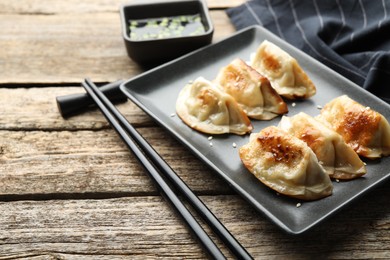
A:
<box><xmin>209</xmin><ymin>142</ymin><xmax>213</xmax><ymax>147</ymax></box>
<box><xmin>292</xmin><ymin>102</ymin><xmax>296</xmax><ymax>107</ymax></box>
<box><xmin>170</xmin><ymin>113</ymin><xmax>175</xmax><ymax>117</ymax></box>
<box><xmin>296</xmin><ymin>203</ymin><xmax>302</xmax><ymax>208</ymax></box>
<box><xmin>336</xmin><ymin>179</ymin><xmax>340</xmax><ymax>183</ymax></box>
<box><xmin>232</xmin><ymin>142</ymin><xmax>237</xmax><ymax>148</ymax></box>
<box><xmin>317</xmin><ymin>105</ymin><xmax>323</xmax><ymax>110</ymax></box>
<box><xmin>208</xmin><ymin>136</ymin><xmax>213</xmax><ymax>141</ymax></box>
<box><xmin>365</xmin><ymin>106</ymin><xmax>370</xmax><ymax>110</ymax></box>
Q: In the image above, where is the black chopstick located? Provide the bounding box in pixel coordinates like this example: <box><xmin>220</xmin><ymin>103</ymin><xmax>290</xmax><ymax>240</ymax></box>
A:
<box><xmin>82</xmin><ymin>78</ymin><xmax>252</xmax><ymax>260</ymax></box>
<box><xmin>82</xmin><ymin>80</ymin><xmax>224</xmax><ymax>259</ymax></box>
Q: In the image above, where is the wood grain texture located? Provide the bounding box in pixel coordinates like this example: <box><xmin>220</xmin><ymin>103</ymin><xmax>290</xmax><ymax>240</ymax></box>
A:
<box><xmin>0</xmin><ymin>87</ymin><xmax>230</xmax><ymax>195</ymax></box>
<box><xmin>0</xmin><ymin>192</ymin><xmax>389</xmax><ymax>259</ymax></box>
<box><xmin>0</xmin><ymin>128</ymin><xmax>231</xmax><ymax>196</ymax></box>
<box><xmin>0</xmin><ymin>0</ymin><xmax>245</xmax><ymax>14</ymax></box>
<box><xmin>0</xmin><ymin>11</ymin><xmax>235</xmax><ymax>85</ymax></box>
<box><xmin>0</xmin><ymin>87</ymin><xmax>153</xmax><ymax>130</ymax></box>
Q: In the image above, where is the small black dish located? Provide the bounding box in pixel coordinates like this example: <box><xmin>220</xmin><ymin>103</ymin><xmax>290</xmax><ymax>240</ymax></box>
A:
<box><xmin>120</xmin><ymin>0</ymin><xmax>214</xmax><ymax>67</ymax></box>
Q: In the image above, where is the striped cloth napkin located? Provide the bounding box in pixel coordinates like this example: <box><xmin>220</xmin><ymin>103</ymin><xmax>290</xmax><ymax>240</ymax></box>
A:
<box><xmin>226</xmin><ymin>0</ymin><xmax>390</xmax><ymax>103</ymax></box>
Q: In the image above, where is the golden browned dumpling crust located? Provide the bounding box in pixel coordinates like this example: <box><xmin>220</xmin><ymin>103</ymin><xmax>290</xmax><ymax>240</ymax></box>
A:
<box><xmin>251</xmin><ymin>40</ymin><xmax>316</xmax><ymax>99</ymax></box>
<box><xmin>239</xmin><ymin>126</ymin><xmax>333</xmax><ymax>200</ymax></box>
<box><xmin>214</xmin><ymin>58</ymin><xmax>288</xmax><ymax>120</ymax></box>
<box><xmin>318</xmin><ymin>95</ymin><xmax>390</xmax><ymax>159</ymax></box>
<box><xmin>279</xmin><ymin>112</ymin><xmax>366</xmax><ymax>180</ymax></box>
<box><xmin>176</xmin><ymin>77</ymin><xmax>253</xmax><ymax>135</ymax></box>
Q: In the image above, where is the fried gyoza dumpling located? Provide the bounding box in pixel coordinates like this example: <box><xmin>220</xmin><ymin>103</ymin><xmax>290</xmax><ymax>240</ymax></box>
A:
<box><xmin>250</xmin><ymin>40</ymin><xmax>316</xmax><ymax>99</ymax></box>
<box><xmin>176</xmin><ymin>77</ymin><xmax>253</xmax><ymax>135</ymax></box>
<box><xmin>279</xmin><ymin>112</ymin><xmax>366</xmax><ymax>180</ymax></box>
<box><xmin>239</xmin><ymin>126</ymin><xmax>333</xmax><ymax>200</ymax></box>
<box><xmin>317</xmin><ymin>95</ymin><xmax>390</xmax><ymax>159</ymax></box>
<box><xmin>214</xmin><ymin>58</ymin><xmax>288</xmax><ymax>120</ymax></box>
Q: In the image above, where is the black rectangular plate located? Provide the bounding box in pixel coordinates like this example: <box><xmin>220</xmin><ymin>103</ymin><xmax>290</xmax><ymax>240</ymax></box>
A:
<box><xmin>120</xmin><ymin>25</ymin><xmax>390</xmax><ymax>234</ymax></box>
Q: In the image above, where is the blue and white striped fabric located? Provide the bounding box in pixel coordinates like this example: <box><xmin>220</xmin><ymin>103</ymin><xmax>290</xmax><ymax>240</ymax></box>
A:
<box><xmin>226</xmin><ymin>0</ymin><xmax>390</xmax><ymax>103</ymax></box>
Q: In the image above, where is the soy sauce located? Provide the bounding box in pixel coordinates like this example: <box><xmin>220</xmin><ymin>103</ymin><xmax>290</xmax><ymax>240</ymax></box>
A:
<box><xmin>128</xmin><ymin>14</ymin><xmax>205</xmax><ymax>41</ymax></box>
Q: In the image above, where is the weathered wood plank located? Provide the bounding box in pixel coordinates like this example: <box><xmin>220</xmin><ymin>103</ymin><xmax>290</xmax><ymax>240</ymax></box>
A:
<box><xmin>0</xmin><ymin>0</ymin><xmax>245</xmax><ymax>14</ymax></box>
<box><xmin>0</xmin><ymin>197</ymin><xmax>210</xmax><ymax>259</ymax></box>
<box><xmin>0</xmin><ymin>12</ymin><xmax>137</xmax><ymax>84</ymax></box>
<box><xmin>0</xmin><ymin>128</ymin><xmax>231</xmax><ymax>196</ymax></box>
<box><xmin>0</xmin><ymin>11</ymin><xmax>235</xmax><ymax>84</ymax></box>
<box><xmin>0</xmin><ymin>87</ymin><xmax>153</xmax><ymax>130</ymax></box>
<box><xmin>0</xmin><ymin>192</ymin><xmax>389</xmax><ymax>259</ymax></box>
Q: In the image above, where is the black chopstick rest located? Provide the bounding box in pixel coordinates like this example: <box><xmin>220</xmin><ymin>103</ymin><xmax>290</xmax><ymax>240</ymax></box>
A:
<box><xmin>56</xmin><ymin>80</ymin><xmax>126</xmax><ymax>118</ymax></box>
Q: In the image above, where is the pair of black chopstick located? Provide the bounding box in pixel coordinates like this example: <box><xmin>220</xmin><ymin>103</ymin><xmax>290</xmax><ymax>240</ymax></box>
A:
<box><xmin>81</xmin><ymin>78</ymin><xmax>252</xmax><ymax>259</ymax></box>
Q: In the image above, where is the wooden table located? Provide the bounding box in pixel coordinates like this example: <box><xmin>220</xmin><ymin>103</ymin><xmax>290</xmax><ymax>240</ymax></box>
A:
<box><xmin>1</xmin><ymin>0</ymin><xmax>389</xmax><ymax>258</ymax></box>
